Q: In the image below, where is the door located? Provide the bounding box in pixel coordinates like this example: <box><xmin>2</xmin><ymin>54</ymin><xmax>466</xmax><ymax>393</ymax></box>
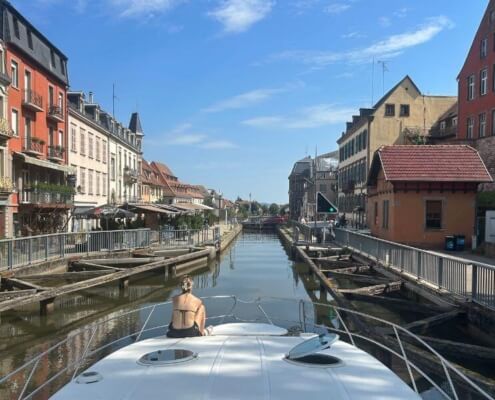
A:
<box><xmin>49</xmin><ymin>86</ymin><xmax>54</xmax><ymax>107</ymax></box>
<box><xmin>21</xmin><ymin>170</ymin><xmax>29</xmax><ymax>203</ymax></box>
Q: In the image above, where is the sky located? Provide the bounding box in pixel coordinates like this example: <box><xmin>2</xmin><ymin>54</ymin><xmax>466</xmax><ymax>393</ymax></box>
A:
<box><xmin>15</xmin><ymin>0</ymin><xmax>488</xmax><ymax>203</ymax></box>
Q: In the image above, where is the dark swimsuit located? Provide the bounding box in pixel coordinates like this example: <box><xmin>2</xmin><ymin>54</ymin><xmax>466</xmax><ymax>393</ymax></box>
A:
<box><xmin>166</xmin><ymin>301</ymin><xmax>203</xmax><ymax>338</ymax></box>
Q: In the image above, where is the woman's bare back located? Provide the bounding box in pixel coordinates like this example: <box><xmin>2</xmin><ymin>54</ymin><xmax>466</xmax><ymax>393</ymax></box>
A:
<box><xmin>171</xmin><ymin>293</ymin><xmax>205</xmax><ymax>333</ymax></box>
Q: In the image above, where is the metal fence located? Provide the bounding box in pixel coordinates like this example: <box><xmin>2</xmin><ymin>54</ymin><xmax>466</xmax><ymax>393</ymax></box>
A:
<box><xmin>0</xmin><ymin>226</ymin><xmax>226</xmax><ymax>272</ymax></box>
<box><xmin>334</xmin><ymin>229</ymin><xmax>495</xmax><ymax>310</ymax></box>
<box><xmin>150</xmin><ymin>227</ymin><xmax>221</xmax><ymax>248</ymax></box>
<box><xmin>0</xmin><ymin>229</ymin><xmax>151</xmax><ymax>272</ymax></box>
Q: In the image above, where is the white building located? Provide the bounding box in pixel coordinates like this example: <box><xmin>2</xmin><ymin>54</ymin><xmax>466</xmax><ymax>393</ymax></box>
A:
<box><xmin>67</xmin><ymin>92</ymin><xmax>143</xmax><ymax>231</ymax></box>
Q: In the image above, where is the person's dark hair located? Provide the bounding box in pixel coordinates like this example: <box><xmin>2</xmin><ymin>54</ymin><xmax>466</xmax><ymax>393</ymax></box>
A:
<box><xmin>180</xmin><ymin>275</ymin><xmax>193</xmax><ymax>293</ymax></box>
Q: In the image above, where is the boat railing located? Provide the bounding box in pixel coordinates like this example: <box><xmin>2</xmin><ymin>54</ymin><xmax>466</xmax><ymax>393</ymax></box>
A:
<box><xmin>0</xmin><ymin>296</ymin><xmax>492</xmax><ymax>400</ymax></box>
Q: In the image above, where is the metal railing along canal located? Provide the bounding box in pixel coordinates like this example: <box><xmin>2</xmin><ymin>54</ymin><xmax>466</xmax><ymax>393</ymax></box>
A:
<box><xmin>334</xmin><ymin>228</ymin><xmax>495</xmax><ymax>310</ymax></box>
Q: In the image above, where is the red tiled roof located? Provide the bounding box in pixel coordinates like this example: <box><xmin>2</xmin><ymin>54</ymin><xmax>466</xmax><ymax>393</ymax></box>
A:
<box><xmin>376</xmin><ymin>145</ymin><xmax>492</xmax><ymax>183</ymax></box>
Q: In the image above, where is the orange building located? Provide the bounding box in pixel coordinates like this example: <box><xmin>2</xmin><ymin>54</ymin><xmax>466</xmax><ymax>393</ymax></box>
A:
<box><xmin>1</xmin><ymin>2</ymin><xmax>72</xmax><ymax>235</ymax></box>
<box><xmin>367</xmin><ymin>146</ymin><xmax>492</xmax><ymax>248</ymax></box>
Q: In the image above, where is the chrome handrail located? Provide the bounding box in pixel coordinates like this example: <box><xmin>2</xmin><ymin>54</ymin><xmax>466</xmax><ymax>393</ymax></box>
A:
<box><xmin>0</xmin><ymin>295</ymin><xmax>492</xmax><ymax>400</ymax></box>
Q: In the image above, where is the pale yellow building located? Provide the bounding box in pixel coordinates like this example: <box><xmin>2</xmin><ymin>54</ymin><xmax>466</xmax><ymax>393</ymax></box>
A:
<box><xmin>337</xmin><ymin>76</ymin><xmax>456</xmax><ymax>227</ymax></box>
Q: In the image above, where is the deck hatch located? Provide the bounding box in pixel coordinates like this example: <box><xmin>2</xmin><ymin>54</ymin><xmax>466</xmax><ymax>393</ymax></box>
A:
<box><xmin>137</xmin><ymin>349</ymin><xmax>197</xmax><ymax>366</ymax></box>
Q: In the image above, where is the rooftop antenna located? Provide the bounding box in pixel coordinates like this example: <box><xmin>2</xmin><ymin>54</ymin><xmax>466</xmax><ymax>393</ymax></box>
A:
<box><xmin>377</xmin><ymin>60</ymin><xmax>388</xmax><ymax>95</ymax></box>
<box><xmin>371</xmin><ymin>56</ymin><xmax>375</xmax><ymax>106</ymax></box>
<box><xmin>112</xmin><ymin>83</ymin><xmax>118</xmax><ymax>118</ymax></box>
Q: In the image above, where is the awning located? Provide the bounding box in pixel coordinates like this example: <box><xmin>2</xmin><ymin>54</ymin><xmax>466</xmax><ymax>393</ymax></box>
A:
<box><xmin>130</xmin><ymin>204</ymin><xmax>176</xmax><ymax>214</ymax></box>
<box><xmin>14</xmin><ymin>152</ymin><xmax>76</xmax><ymax>174</ymax></box>
<box><xmin>154</xmin><ymin>204</ymin><xmax>182</xmax><ymax>212</ymax></box>
<box><xmin>72</xmin><ymin>206</ymin><xmax>94</xmax><ymax>218</ymax></box>
<box><xmin>173</xmin><ymin>202</ymin><xmax>213</xmax><ymax>211</ymax></box>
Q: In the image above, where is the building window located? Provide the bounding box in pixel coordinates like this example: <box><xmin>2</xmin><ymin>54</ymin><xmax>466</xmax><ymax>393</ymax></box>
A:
<box><xmin>102</xmin><ymin>141</ymin><xmax>107</xmax><ymax>163</ymax></box>
<box><xmin>399</xmin><ymin>104</ymin><xmax>410</xmax><ymax>117</ymax></box>
<box><xmin>491</xmin><ymin>10</ymin><xmax>495</xmax><ymax>24</ymax></box>
<box><xmin>58</xmin><ymin>93</ymin><xmax>63</xmax><ymax>112</ymax></box>
<box><xmin>481</xmin><ymin>38</ymin><xmax>488</xmax><ymax>58</ymax></box>
<box><xmin>27</xmin><ymin>30</ymin><xmax>33</xmax><ymax>50</ymax></box>
<box><xmin>88</xmin><ymin>170</ymin><xmax>93</xmax><ymax>195</ymax></box>
<box><xmin>385</xmin><ymin>104</ymin><xmax>395</xmax><ymax>117</ymax></box>
<box><xmin>468</xmin><ymin>75</ymin><xmax>475</xmax><ymax>100</ymax></box>
<box><xmin>102</xmin><ymin>173</ymin><xmax>106</xmax><ymax>196</ymax></box>
<box><xmin>111</xmin><ymin>156</ymin><xmax>116</xmax><ymax>181</ymax></box>
<box><xmin>440</xmin><ymin>121</ymin><xmax>446</xmax><ymax>133</ymax></box>
<box><xmin>80</xmin><ymin>167</ymin><xmax>86</xmax><ymax>194</ymax></box>
<box><xmin>13</xmin><ymin>17</ymin><xmax>19</xmax><ymax>39</ymax></box>
<box><xmin>80</xmin><ymin>128</ymin><xmax>85</xmax><ymax>155</ymax></box>
<box><xmin>382</xmin><ymin>200</ymin><xmax>389</xmax><ymax>229</ymax></box>
<box><xmin>425</xmin><ymin>200</ymin><xmax>442</xmax><ymax>229</ymax></box>
<box><xmin>11</xmin><ymin>61</ymin><xmax>18</xmax><ymax>88</ymax></box>
<box><xmin>481</xmin><ymin>68</ymin><xmax>488</xmax><ymax>95</ymax></box>
<box><xmin>11</xmin><ymin>109</ymin><xmax>18</xmax><ymax>136</ymax></box>
<box><xmin>480</xmin><ymin>113</ymin><xmax>487</xmax><ymax>137</ymax></box>
<box><xmin>374</xmin><ymin>202</ymin><xmax>378</xmax><ymax>226</ymax></box>
<box><xmin>467</xmin><ymin>117</ymin><xmax>474</xmax><ymax>139</ymax></box>
<box><xmin>58</xmin><ymin>130</ymin><xmax>63</xmax><ymax>147</ymax></box>
<box><xmin>50</xmin><ymin>50</ymin><xmax>56</xmax><ymax>69</ymax></box>
<box><xmin>70</xmin><ymin>124</ymin><xmax>76</xmax><ymax>152</ymax></box>
<box><xmin>96</xmin><ymin>138</ymin><xmax>100</xmax><ymax>161</ymax></box>
<box><xmin>88</xmin><ymin>134</ymin><xmax>93</xmax><ymax>158</ymax></box>
<box><xmin>452</xmin><ymin>117</ymin><xmax>458</xmax><ymax>127</ymax></box>
<box><xmin>96</xmin><ymin>172</ymin><xmax>100</xmax><ymax>196</ymax></box>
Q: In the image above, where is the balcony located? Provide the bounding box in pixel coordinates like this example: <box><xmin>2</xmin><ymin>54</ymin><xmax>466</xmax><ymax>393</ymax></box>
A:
<box><xmin>48</xmin><ymin>145</ymin><xmax>65</xmax><ymax>162</ymax></box>
<box><xmin>123</xmin><ymin>167</ymin><xmax>139</xmax><ymax>184</ymax></box>
<box><xmin>0</xmin><ymin>118</ymin><xmax>14</xmax><ymax>140</ymax></box>
<box><xmin>0</xmin><ymin>177</ymin><xmax>13</xmax><ymax>199</ymax></box>
<box><xmin>22</xmin><ymin>89</ymin><xmax>44</xmax><ymax>112</ymax></box>
<box><xmin>21</xmin><ymin>185</ymin><xmax>74</xmax><ymax>208</ymax></box>
<box><xmin>23</xmin><ymin>137</ymin><xmax>45</xmax><ymax>157</ymax></box>
<box><xmin>47</xmin><ymin>105</ymin><xmax>64</xmax><ymax>123</ymax></box>
<box><xmin>0</xmin><ymin>69</ymin><xmax>11</xmax><ymax>86</ymax></box>
<box><xmin>341</xmin><ymin>180</ymin><xmax>356</xmax><ymax>194</ymax></box>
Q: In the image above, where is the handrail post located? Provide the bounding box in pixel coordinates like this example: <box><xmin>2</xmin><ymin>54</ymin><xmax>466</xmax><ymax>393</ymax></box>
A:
<box><xmin>437</xmin><ymin>257</ymin><xmax>444</xmax><ymax>289</ymax></box>
<box><xmin>28</xmin><ymin>238</ymin><xmax>32</xmax><ymax>265</ymax></box>
<box><xmin>471</xmin><ymin>264</ymin><xmax>478</xmax><ymax>301</ymax></box>
<box><xmin>86</xmin><ymin>232</ymin><xmax>90</xmax><ymax>255</ymax></box>
<box><xmin>59</xmin><ymin>234</ymin><xmax>64</xmax><ymax>259</ymax></box>
<box><xmin>7</xmin><ymin>240</ymin><xmax>12</xmax><ymax>270</ymax></box>
<box><xmin>44</xmin><ymin>236</ymin><xmax>48</xmax><ymax>260</ymax></box>
<box><xmin>416</xmin><ymin>250</ymin><xmax>422</xmax><ymax>280</ymax></box>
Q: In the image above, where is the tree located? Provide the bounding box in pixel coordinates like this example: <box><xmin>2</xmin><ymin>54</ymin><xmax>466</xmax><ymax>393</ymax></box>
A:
<box><xmin>268</xmin><ymin>203</ymin><xmax>280</xmax><ymax>215</ymax></box>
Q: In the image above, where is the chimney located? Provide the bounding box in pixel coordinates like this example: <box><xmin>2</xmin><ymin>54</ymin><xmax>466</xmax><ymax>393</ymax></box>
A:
<box><xmin>88</xmin><ymin>91</ymin><xmax>94</xmax><ymax>103</ymax></box>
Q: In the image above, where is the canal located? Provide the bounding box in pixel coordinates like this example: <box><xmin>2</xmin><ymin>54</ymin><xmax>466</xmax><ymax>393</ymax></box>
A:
<box><xmin>0</xmin><ymin>232</ymin><xmax>316</xmax><ymax>398</ymax></box>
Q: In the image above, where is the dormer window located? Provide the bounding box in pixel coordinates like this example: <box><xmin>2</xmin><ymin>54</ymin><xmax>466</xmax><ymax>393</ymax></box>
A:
<box><xmin>13</xmin><ymin>17</ymin><xmax>19</xmax><ymax>39</ymax></box>
<box><xmin>481</xmin><ymin>38</ymin><xmax>488</xmax><ymax>59</ymax></box>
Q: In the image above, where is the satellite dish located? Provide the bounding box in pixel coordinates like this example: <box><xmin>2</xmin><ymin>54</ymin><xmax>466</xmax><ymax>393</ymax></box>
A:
<box><xmin>287</xmin><ymin>333</ymin><xmax>339</xmax><ymax>360</ymax></box>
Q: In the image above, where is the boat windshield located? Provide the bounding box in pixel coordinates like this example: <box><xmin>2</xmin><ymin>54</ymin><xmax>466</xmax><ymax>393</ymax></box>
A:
<box><xmin>287</xmin><ymin>333</ymin><xmax>339</xmax><ymax>360</ymax></box>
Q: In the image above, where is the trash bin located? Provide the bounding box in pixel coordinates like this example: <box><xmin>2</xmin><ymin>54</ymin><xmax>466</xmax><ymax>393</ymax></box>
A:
<box><xmin>444</xmin><ymin>236</ymin><xmax>455</xmax><ymax>251</ymax></box>
<box><xmin>455</xmin><ymin>235</ymin><xmax>465</xmax><ymax>251</ymax></box>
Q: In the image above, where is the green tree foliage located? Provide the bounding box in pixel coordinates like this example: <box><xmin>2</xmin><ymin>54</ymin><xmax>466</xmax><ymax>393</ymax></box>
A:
<box><xmin>268</xmin><ymin>203</ymin><xmax>280</xmax><ymax>215</ymax></box>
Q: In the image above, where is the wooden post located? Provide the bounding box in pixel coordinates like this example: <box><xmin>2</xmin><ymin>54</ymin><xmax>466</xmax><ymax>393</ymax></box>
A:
<box><xmin>119</xmin><ymin>277</ymin><xmax>129</xmax><ymax>297</ymax></box>
<box><xmin>40</xmin><ymin>297</ymin><xmax>55</xmax><ymax>316</ymax></box>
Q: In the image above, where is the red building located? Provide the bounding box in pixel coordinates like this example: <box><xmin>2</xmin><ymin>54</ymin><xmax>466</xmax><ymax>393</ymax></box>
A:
<box><xmin>457</xmin><ymin>0</ymin><xmax>495</xmax><ymax>190</ymax></box>
<box><xmin>1</xmin><ymin>2</ymin><xmax>72</xmax><ymax>235</ymax></box>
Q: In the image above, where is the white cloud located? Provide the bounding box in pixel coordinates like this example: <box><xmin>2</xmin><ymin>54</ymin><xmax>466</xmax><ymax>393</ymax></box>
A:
<box><xmin>325</xmin><ymin>3</ymin><xmax>350</xmax><ymax>14</ymax></box>
<box><xmin>109</xmin><ymin>0</ymin><xmax>185</xmax><ymax>18</ymax></box>
<box><xmin>208</xmin><ymin>0</ymin><xmax>275</xmax><ymax>33</ymax></box>
<box><xmin>203</xmin><ymin>82</ymin><xmax>302</xmax><ymax>113</ymax></box>
<box><xmin>341</xmin><ymin>31</ymin><xmax>365</xmax><ymax>39</ymax></box>
<box><xmin>268</xmin><ymin>16</ymin><xmax>453</xmax><ymax>67</ymax></box>
<box><xmin>242</xmin><ymin>104</ymin><xmax>354</xmax><ymax>129</ymax></box>
<box><xmin>169</xmin><ymin>133</ymin><xmax>207</xmax><ymax>145</ymax></box>
<box><xmin>379</xmin><ymin>16</ymin><xmax>391</xmax><ymax>27</ymax></box>
<box><xmin>394</xmin><ymin>7</ymin><xmax>410</xmax><ymax>18</ymax></box>
<box><xmin>200</xmin><ymin>140</ymin><xmax>238</xmax><ymax>149</ymax></box>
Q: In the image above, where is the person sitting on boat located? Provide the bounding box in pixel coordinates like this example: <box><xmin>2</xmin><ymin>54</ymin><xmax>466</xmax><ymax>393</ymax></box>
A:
<box><xmin>167</xmin><ymin>276</ymin><xmax>206</xmax><ymax>338</ymax></box>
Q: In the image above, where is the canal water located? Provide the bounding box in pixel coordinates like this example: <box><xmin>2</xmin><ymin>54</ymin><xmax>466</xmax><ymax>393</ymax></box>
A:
<box><xmin>0</xmin><ymin>232</ymin><xmax>317</xmax><ymax>398</ymax></box>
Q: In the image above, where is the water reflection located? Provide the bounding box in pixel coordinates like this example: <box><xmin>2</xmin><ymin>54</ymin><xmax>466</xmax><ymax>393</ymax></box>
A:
<box><xmin>0</xmin><ymin>233</ymin><xmax>313</xmax><ymax>398</ymax></box>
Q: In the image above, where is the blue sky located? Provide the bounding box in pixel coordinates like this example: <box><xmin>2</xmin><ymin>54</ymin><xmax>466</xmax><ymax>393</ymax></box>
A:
<box><xmin>17</xmin><ymin>0</ymin><xmax>487</xmax><ymax>203</ymax></box>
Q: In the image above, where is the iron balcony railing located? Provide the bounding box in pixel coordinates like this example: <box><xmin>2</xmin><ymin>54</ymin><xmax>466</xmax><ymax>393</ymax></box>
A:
<box><xmin>21</xmin><ymin>189</ymin><xmax>73</xmax><ymax>206</ymax></box>
<box><xmin>0</xmin><ymin>117</ymin><xmax>14</xmax><ymax>138</ymax></box>
<box><xmin>48</xmin><ymin>145</ymin><xmax>65</xmax><ymax>160</ymax></box>
<box><xmin>123</xmin><ymin>167</ymin><xmax>139</xmax><ymax>184</ymax></box>
<box><xmin>0</xmin><ymin>296</ymin><xmax>492</xmax><ymax>400</ymax></box>
<box><xmin>22</xmin><ymin>89</ymin><xmax>43</xmax><ymax>111</ymax></box>
<box><xmin>23</xmin><ymin>137</ymin><xmax>44</xmax><ymax>155</ymax></box>
<box><xmin>48</xmin><ymin>105</ymin><xmax>64</xmax><ymax>121</ymax></box>
<box><xmin>334</xmin><ymin>228</ymin><xmax>495</xmax><ymax>310</ymax></box>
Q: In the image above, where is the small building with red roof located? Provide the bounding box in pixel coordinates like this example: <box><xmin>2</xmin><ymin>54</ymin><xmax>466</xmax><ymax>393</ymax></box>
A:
<box><xmin>367</xmin><ymin>145</ymin><xmax>492</xmax><ymax>248</ymax></box>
